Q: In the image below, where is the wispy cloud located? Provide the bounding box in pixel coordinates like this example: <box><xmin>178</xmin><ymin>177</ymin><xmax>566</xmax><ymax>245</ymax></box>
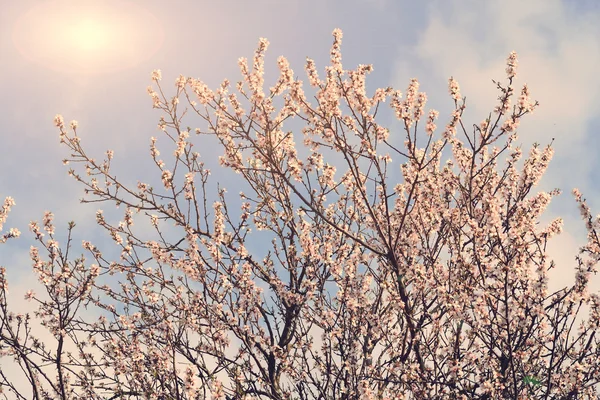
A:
<box><xmin>389</xmin><ymin>0</ymin><xmax>600</xmax><ymax>293</ymax></box>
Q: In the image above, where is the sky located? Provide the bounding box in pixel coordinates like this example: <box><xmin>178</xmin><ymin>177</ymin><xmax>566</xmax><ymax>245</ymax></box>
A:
<box><xmin>1</xmin><ymin>0</ymin><xmax>600</xmax><ymax>392</ymax></box>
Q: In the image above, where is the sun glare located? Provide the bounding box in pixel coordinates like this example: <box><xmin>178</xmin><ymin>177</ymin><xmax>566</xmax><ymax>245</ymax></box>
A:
<box><xmin>12</xmin><ymin>0</ymin><xmax>164</xmax><ymax>75</ymax></box>
<box><xmin>67</xmin><ymin>19</ymin><xmax>114</xmax><ymax>52</ymax></box>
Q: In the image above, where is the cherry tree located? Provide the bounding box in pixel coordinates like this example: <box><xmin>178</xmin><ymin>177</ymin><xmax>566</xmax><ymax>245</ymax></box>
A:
<box><xmin>1</xmin><ymin>28</ymin><xmax>600</xmax><ymax>399</ymax></box>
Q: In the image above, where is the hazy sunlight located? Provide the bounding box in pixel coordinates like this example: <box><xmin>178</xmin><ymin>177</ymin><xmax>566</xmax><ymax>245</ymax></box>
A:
<box><xmin>12</xmin><ymin>0</ymin><xmax>164</xmax><ymax>75</ymax></box>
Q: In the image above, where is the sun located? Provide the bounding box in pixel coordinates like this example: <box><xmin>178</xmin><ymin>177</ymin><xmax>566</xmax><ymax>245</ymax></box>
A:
<box><xmin>66</xmin><ymin>19</ymin><xmax>115</xmax><ymax>52</ymax></box>
<box><xmin>12</xmin><ymin>0</ymin><xmax>164</xmax><ymax>75</ymax></box>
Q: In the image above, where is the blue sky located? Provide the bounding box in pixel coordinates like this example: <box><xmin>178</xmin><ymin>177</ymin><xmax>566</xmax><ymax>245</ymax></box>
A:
<box><xmin>1</xmin><ymin>0</ymin><xmax>600</xmax><ymax>354</ymax></box>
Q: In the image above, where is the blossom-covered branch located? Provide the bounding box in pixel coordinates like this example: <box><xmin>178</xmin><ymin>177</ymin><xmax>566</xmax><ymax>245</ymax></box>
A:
<box><xmin>1</xmin><ymin>29</ymin><xmax>599</xmax><ymax>400</ymax></box>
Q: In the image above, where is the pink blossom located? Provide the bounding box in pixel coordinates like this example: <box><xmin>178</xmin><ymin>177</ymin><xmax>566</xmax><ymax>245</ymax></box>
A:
<box><xmin>1</xmin><ymin>27</ymin><xmax>598</xmax><ymax>400</ymax></box>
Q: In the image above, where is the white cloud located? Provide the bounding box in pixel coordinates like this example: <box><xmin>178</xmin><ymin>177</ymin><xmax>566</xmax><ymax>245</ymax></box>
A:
<box><xmin>389</xmin><ymin>0</ymin><xmax>600</xmax><ymax>297</ymax></box>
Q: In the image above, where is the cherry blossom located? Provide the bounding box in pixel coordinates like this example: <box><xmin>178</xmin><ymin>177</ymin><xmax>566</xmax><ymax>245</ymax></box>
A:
<box><xmin>0</xmin><ymin>29</ymin><xmax>599</xmax><ymax>400</ymax></box>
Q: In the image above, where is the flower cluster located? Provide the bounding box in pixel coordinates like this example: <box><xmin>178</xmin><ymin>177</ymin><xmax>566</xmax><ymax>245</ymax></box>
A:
<box><xmin>0</xmin><ymin>29</ymin><xmax>599</xmax><ymax>400</ymax></box>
